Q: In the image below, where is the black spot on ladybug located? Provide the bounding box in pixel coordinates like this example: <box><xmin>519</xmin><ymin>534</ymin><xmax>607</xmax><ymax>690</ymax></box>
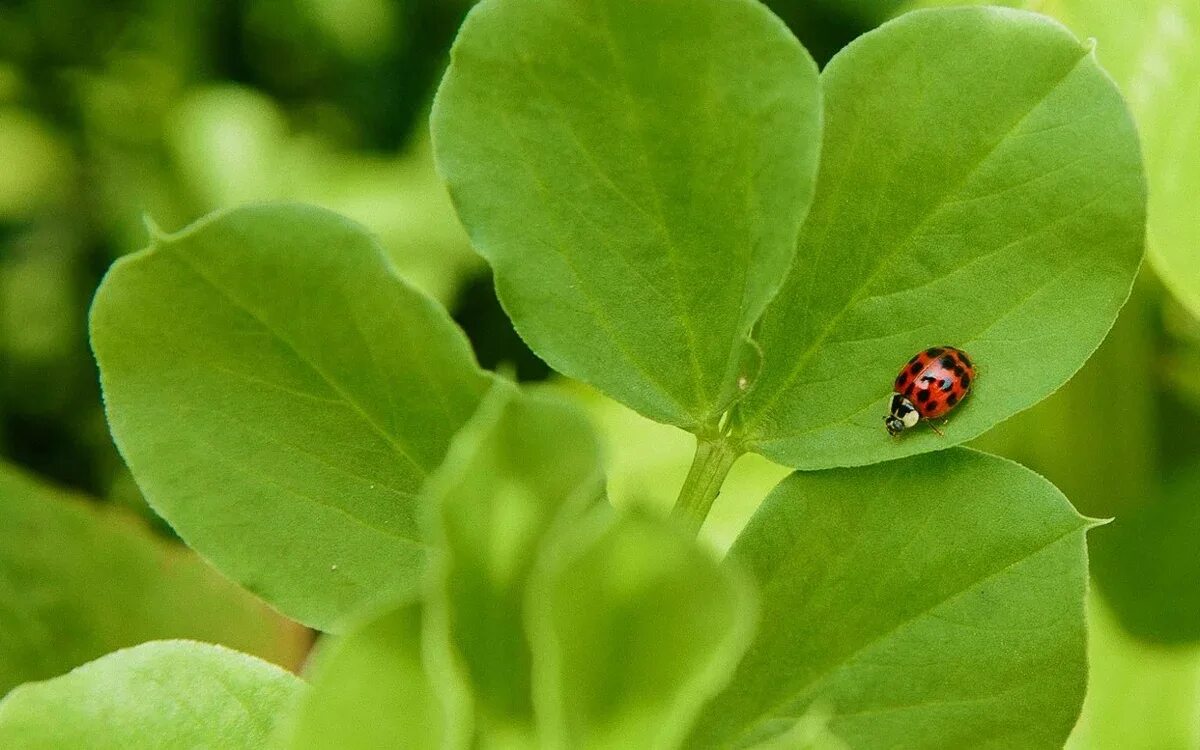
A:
<box><xmin>961</xmin><ymin>374</ymin><xmax>971</xmax><ymax>390</ymax></box>
<box><xmin>940</xmin><ymin>355</ymin><xmax>956</xmax><ymax>369</ymax></box>
<box><xmin>925</xmin><ymin>347</ymin><xmax>943</xmax><ymax>357</ymax></box>
<box><xmin>895</xmin><ymin>374</ymin><xmax>905</xmax><ymax>388</ymax></box>
<box><xmin>905</xmin><ymin>383</ymin><xmax>916</xmax><ymax>398</ymax></box>
<box><xmin>916</xmin><ymin>389</ymin><xmax>930</xmax><ymax>403</ymax></box>
<box><xmin>909</xmin><ymin>361</ymin><xmax>922</xmax><ymax>375</ymax></box>
<box><xmin>957</xmin><ymin>352</ymin><xmax>972</xmax><ymax>368</ymax></box>
<box><xmin>947</xmin><ymin>393</ymin><xmax>959</xmax><ymax>406</ymax></box>
<box><xmin>921</xmin><ymin>375</ymin><xmax>935</xmax><ymax>384</ymax></box>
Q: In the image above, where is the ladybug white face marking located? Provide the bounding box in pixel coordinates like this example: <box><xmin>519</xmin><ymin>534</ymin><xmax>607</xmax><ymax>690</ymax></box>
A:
<box><xmin>885</xmin><ymin>393</ymin><xmax>919</xmax><ymax>436</ymax></box>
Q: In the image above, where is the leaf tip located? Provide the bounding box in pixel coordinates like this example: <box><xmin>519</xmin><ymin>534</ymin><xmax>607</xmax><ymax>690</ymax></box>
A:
<box><xmin>141</xmin><ymin>212</ymin><xmax>169</xmax><ymax>246</ymax></box>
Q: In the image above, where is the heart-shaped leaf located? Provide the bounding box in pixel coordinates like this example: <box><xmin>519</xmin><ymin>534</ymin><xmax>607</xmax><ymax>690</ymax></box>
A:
<box><xmin>530</xmin><ymin>509</ymin><xmax>756</xmax><ymax>750</ymax></box>
<box><xmin>425</xmin><ymin>384</ymin><xmax>604</xmax><ymax>739</ymax></box>
<box><xmin>90</xmin><ymin>204</ymin><xmax>492</xmax><ymax>631</ymax></box>
<box><xmin>0</xmin><ymin>641</ymin><xmax>302</xmax><ymax>749</ymax></box>
<box><xmin>732</xmin><ymin>7</ymin><xmax>1144</xmax><ymax>469</ymax></box>
<box><xmin>687</xmin><ymin>448</ymin><xmax>1094</xmax><ymax>749</ymax></box>
<box><xmin>432</xmin><ymin>0</ymin><xmax>822</xmax><ymax>432</ymax></box>
<box><xmin>0</xmin><ymin>462</ymin><xmax>305</xmax><ymax>695</ymax></box>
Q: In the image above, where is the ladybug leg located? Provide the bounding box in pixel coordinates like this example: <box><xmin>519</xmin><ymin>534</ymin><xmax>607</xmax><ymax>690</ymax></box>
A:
<box><xmin>928</xmin><ymin>421</ymin><xmax>945</xmax><ymax>437</ymax></box>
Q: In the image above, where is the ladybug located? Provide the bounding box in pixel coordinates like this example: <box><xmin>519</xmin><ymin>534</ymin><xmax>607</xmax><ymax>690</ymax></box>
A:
<box><xmin>885</xmin><ymin>346</ymin><xmax>975</xmax><ymax>436</ymax></box>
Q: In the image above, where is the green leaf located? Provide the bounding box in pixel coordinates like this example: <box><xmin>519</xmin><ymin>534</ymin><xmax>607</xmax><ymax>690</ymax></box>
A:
<box><xmin>426</xmin><ymin>384</ymin><xmax>604</xmax><ymax>738</ymax></box>
<box><xmin>733</xmin><ymin>7</ymin><xmax>1144</xmax><ymax>469</ymax></box>
<box><xmin>275</xmin><ymin>602</ymin><xmax>453</xmax><ymax>750</ymax></box>
<box><xmin>0</xmin><ymin>641</ymin><xmax>302</xmax><ymax>749</ymax></box>
<box><xmin>687</xmin><ymin>448</ymin><xmax>1093</xmax><ymax>750</ymax></box>
<box><xmin>90</xmin><ymin>204</ymin><xmax>492</xmax><ymax>630</ymax></box>
<box><xmin>432</xmin><ymin>0</ymin><xmax>822</xmax><ymax>432</ymax></box>
<box><xmin>530</xmin><ymin>509</ymin><xmax>757</xmax><ymax>750</ymax></box>
<box><xmin>0</xmin><ymin>461</ymin><xmax>305</xmax><ymax>696</ymax></box>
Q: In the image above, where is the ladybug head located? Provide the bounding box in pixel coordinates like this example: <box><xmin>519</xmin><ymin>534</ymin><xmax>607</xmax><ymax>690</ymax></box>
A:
<box><xmin>885</xmin><ymin>393</ymin><xmax>919</xmax><ymax>436</ymax></box>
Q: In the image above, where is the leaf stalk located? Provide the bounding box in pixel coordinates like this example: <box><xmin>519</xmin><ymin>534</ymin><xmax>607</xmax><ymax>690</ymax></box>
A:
<box><xmin>672</xmin><ymin>436</ymin><xmax>742</xmax><ymax>536</ymax></box>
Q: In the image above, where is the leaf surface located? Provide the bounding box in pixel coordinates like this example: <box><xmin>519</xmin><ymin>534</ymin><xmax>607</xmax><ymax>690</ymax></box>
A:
<box><xmin>90</xmin><ymin>203</ymin><xmax>492</xmax><ymax>630</ymax></box>
<box><xmin>433</xmin><ymin>0</ymin><xmax>821</xmax><ymax>431</ymax></box>
<box><xmin>923</xmin><ymin>0</ymin><xmax>1200</xmax><ymax>317</ymax></box>
<box><xmin>735</xmin><ymin>7</ymin><xmax>1144</xmax><ymax>468</ymax></box>
<box><xmin>688</xmin><ymin>448</ymin><xmax>1093</xmax><ymax>750</ymax></box>
<box><xmin>0</xmin><ymin>641</ymin><xmax>302</xmax><ymax>749</ymax></box>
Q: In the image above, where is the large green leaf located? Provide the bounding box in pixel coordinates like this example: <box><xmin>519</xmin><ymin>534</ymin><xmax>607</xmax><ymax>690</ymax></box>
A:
<box><xmin>425</xmin><ymin>384</ymin><xmax>604</xmax><ymax>739</ymax></box>
<box><xmin>0</xmin><ymin>641</ymin><xmax>302</xmax><ymax>749</ymax></box>
<box><xmin>688</xmin><ymin>448</ymin><xmax>1094</xmax><ymax>749</ymax></box>
<box><xmin>0</xmin><ymin>462</ymin><xmax>305</xmax><ymax>696</ymax></box>
<box><xmin>90</xmin><ymin>204</ymin><xmax>492</xmax><ymax>630</ymax></box>
<box><xmin>432</xmin><ymin>0</ymin><xmax>822</xmax><ymax>432</ymax></box>
<box><xmin>530</xmin><ymin>510</ymin><xmax>756</xmax><ymax>750</ymax></box>
<box><xmin>733</xmin><ymin>7</ymin><xmax>1144</xmax><ymax>469</ymax></box>
<box><xmin>275</xmin><ymin>602</ymin><xmax>453</xmax><ymax>750</ymax></box>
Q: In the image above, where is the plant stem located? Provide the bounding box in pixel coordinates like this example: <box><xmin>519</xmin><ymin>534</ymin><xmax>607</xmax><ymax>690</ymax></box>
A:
<box><xmin>672</xmin><ymin>436</ymin><xmax>742</xmax><ymax>536</ymax></box>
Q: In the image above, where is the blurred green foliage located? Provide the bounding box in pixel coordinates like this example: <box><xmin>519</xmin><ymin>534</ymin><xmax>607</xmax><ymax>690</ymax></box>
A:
<box><xmin>0</xmin><ymin>0</ymin><xmax>481</xmax><ymax>503</ymax></box>
<box><xmin>2</xmin><ymin>0</ymin><xmax>1199</xmax><ymax>746</ymax></box>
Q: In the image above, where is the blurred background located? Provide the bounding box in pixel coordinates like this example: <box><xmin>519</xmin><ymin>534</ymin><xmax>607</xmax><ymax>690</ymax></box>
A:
<box><xmin>0</xmin><ymin>0</ymin><xmax>1196</xmax><ymax>747</ymax></box>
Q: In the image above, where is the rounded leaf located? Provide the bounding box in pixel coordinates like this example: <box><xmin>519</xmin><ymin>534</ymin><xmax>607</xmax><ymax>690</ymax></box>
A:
<box><xmin>90</xmin><ymin>204</ymin><xmax>492</xmax><ymax>630</ymax></box>
<box><xmin>688</xmin><ymin>448</ymin><xmax>1095</xmax><ymax>749</ymax></box>
<box><xmin>433</xmin><ymin>0</ymin><xmax>822</xmax><ymax>431</ymax></box>
<box><xmin>734</xmin><ymin>7</ymin><xmax>1145</xmax><ymax>469</ymax></box>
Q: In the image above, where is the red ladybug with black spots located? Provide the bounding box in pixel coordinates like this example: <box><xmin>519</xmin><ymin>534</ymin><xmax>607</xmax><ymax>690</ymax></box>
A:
<box><xmin>885</xmin><ymin>346</ymin><xmax>975</xmax><ymax>436</ymax></box>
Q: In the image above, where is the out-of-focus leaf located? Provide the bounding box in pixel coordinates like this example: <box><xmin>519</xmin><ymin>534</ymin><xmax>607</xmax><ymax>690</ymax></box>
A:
<box><xmin>1067</xmin><ymin>592</ymin><xmax>1200</xmax><ymax>750</ymax></box>
<box><xmin>275</xmin><ymin>602</ymin><xmax>453</xmax><ymax>750</ymax></box>
<box><xmin>90</xmin><ymin>204</ymin><xmax>492</xmax><ymax>630</ymax></box>
<box><xmin>433</xmin><ymin>0</ymin><xmax>822</xmax><ymax>431</ymax></box>
<box><xmin>425</xmin><ymin>385</ymin><xmax>604</xmax><ymax>739</ymax></box>
<box><xmin>0</xmin><ymin>108</ymin><xmax>73</xmax><ymax>218</ymax></box>
<box><xmin>0</xmin><ymin>641</ymin><xmax>302</xmax><ymax>749</ymax></box>
<box><xmin>167</xmin><ymin>87</ymin><xmax>480</xmax><ymax>303</ymax></box>
<box><xmin>530</xmin><ymin>510</ymin><xmax>756</xmax><ymax>750</ymax></box>
<box><xmin>735</xmin><ymin>7</ymin><xmax>1144</xmax><ymax>469</ymax></box>
<box><xmin>689</xmin><ymin>448</ymin><xmax>1094</xmax><ymax>749</ymax></box>
<box><xmin>1090</xmin><ymin>464</ymin><xmax>1200</xmax><ymax>644</ymax></box>
<box><xmin>0</xmin><ymin>462</ymin><xmax>306</xmax><ymax>696</ymax></box>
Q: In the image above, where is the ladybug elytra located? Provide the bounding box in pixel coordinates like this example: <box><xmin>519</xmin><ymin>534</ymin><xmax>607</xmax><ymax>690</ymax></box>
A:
<box><xmin>885</xmin><ymin>346</ymin><xmax>975</xmax><ymax>436</ymax></box>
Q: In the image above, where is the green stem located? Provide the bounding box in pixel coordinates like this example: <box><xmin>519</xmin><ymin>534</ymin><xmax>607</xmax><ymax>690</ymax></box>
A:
<box><xmin>672</xmin><ymin>436</ymin><xmax>742</xmax><ymax>536</ymax></box>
